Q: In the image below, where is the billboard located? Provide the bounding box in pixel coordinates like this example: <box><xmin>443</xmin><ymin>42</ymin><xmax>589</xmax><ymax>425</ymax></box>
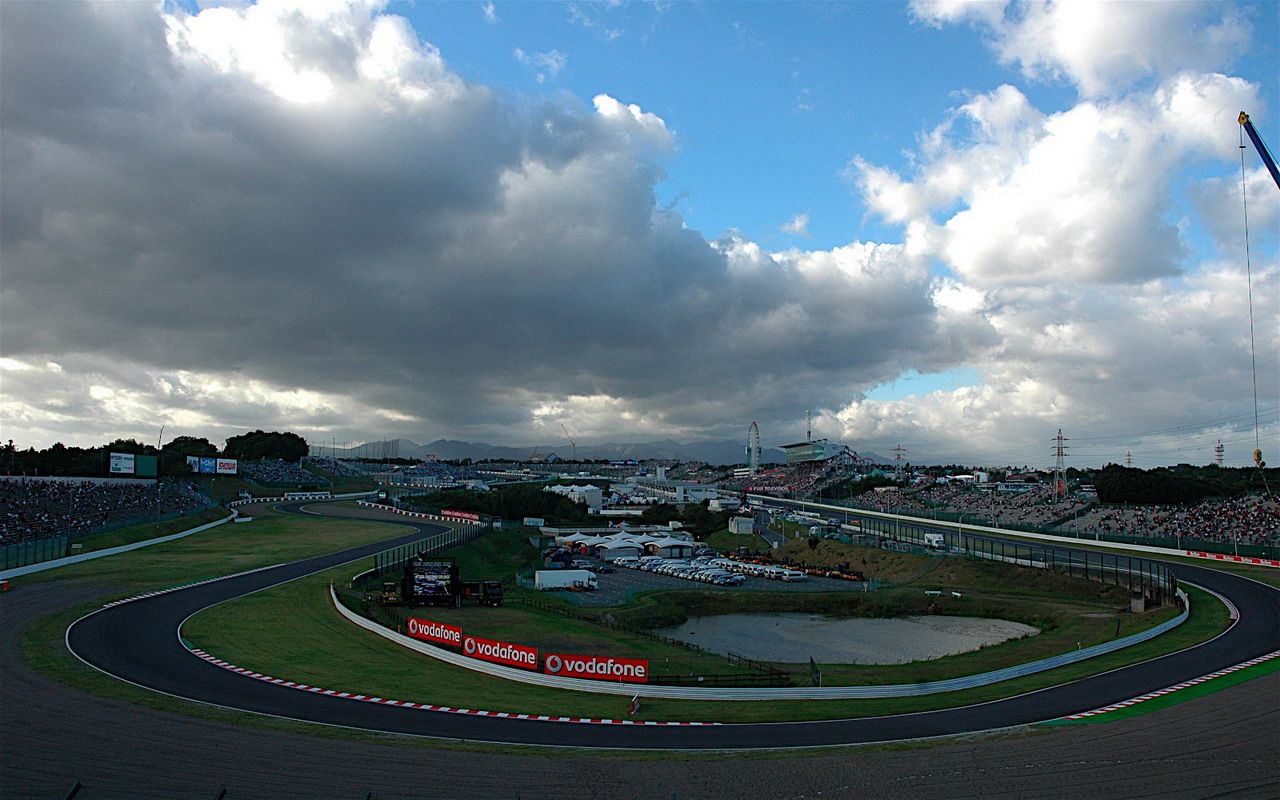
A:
<box><xmin>406</xmin><ymin>618</ymin><xmax>463</xmax><ymax>648</ymax></box>
<box><xmin>442</xmin><ymin>509</ymin><xmax>480</xmax><ymax>522</ymax></box>
<box><xmin>134</xmin><ymin>455</ymin><xmax>157</xmax><ymax>478</ymax></box>
<box><xmin>462</xmin><ymin>634</ymin><xmax>537</xmax><ymax>670</ymax></box>
<box><xmin>542</xmin><ymin>652</ymin><xmax>649</xmax><ymax>683</ymax></box>
<box><xmin>199</xmin><ymin>457</ymin><xmax>217</xmax><ymax>475</ymax></box>
<box><xmin>186</xmin><ymin>456</ymin><xmax>201</xmax><ymax>472</ymax></box>
<box><xmin>109</xmin><ymin>453</ymin><xmax>135</xmax><ymax>474</ymax></box>
<box><xmin>216</xmin><ymin>459</ymin><xmax>238</xmax><ymax>475</ymax></box>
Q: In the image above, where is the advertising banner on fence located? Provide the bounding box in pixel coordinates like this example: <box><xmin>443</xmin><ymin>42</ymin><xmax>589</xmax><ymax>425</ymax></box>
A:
<box><xmin>199</xmin><ymin>457</ymin><xmax>217</xmax><ymax>475</ymax></box>
<box><xmin>109</xmin><ymin>452</ymin><xmax>135</xmax><ymax>474</ymax></box>
<box><xmin>186</xmin><ymin>456</ymin><xmax>201</xmax><ymax>472</ymax></box>
<box><xmin>462</xmin><ymin>635</ymin><xmax>538</xmax><ymax>670</ymax></box>
<box><xmin>216</xmin><ymin>458</ymin><xmax>238</xmax><ymax>475</ymax></box>
<box><xmin>442</xmin><ymin>509</ymin><xmax>481</xmax><ymax>522</ymax></box>
<box><xmin>542</xmin><ymin>652</ymin><xmax>649</xmax><ymax>683</ymax></box>
<box><xmin>406</xmin><ymin>618</ymin><xmax>463</xmax><ymax>648</ymax></box>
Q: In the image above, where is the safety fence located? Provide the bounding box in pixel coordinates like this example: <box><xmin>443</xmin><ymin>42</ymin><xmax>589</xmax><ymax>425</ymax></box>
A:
<box><xmin>834</xmin><ymin>501</ymin><xmax>1278</xmax><ymax>560</ymax></box>
<box><xmin>0</xmin><ymin>502</ymin><xmax>220</xmax><ymax>570</ymax></box>
<box><xmin>762</xmin><ymin>498</ymin><xmax>1178</xmax><ymax>606</ymax></box>
<box><xmin>0</xmin><ymin>534</ymin><xmax>70</xmax><ymax>570</ymax></box>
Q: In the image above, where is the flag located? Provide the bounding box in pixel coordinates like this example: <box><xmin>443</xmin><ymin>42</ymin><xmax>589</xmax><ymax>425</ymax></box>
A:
<box><xmin>628</xmin><ymin>694</ymin><xmax>640</xmax><ymax>716</ymax></box>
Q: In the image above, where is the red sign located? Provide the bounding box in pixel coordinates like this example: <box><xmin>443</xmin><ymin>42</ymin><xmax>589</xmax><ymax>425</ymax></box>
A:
<box><xmin>406</xmin><ymin>618</ymin><xmax>463</xmax><ymax>648</ymax></box>
<box><xmin>442</xmin><ymin>509</ymin><xmax>480</xmax><ymax>522</ymax></box>
<box><xmin>462</xmin><ymin>635</ymin><xmax>538</xmax><ymax>670</ymax></box>
<box><xmin>542</xmin><ymin>652</ymin><xmax>649</xmax><ymax>683</ymax></box>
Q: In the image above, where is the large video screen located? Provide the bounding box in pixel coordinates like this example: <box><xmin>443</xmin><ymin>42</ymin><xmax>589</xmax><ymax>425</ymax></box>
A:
<box><xmin>409</xmin><ymin>559</ymin><xmax>455</xmax><ymax>600</ymax></box>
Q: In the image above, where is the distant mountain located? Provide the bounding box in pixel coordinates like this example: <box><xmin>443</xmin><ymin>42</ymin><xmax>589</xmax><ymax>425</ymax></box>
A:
<box><xmin>320</xmin><ymin>437</ymin><xmax>792</xmax><ymax>466</ymax></box>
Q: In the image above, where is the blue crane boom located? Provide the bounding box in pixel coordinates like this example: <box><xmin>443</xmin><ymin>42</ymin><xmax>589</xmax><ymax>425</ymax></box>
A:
<box><xmin>1239</xmin><ymin>111</ymin><xmax>1280</xmax><ymax>190</ymax></box>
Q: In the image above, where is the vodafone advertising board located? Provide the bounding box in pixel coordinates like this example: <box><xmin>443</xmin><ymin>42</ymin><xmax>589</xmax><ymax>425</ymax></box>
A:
<box><xmin>462</xmin><ymin>635</ymin><xmax>538</xmax><ymax>670</ymax></box>
<box><xmin>543</xmin><ymin>652</ymin><xmax>649</xmax><ymax>683</ymax></box>
<box><xmin>406</xmin><ymin>618</ymin><xmax>462</xmax><ymax>648</ymax></box>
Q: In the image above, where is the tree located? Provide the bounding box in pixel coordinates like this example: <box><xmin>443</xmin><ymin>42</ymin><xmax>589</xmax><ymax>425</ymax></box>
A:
<box><xmin>224</xmin><ymin>430</ymin><xmax>308</xmax><ymax>461</ymax></box>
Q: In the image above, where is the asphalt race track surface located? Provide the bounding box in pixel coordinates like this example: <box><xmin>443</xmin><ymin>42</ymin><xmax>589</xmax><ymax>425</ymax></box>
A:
<box><xmin>3</xmin><ymin>506</ymin><xmax>1278</xmax><ymax>797</ymax></box>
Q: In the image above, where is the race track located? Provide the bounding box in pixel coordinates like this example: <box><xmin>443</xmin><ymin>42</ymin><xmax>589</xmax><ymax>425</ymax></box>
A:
<box><xmin>62</xmin><ymin>504</ymin><xmax>1280</xmax><ymax>750</ymax></box>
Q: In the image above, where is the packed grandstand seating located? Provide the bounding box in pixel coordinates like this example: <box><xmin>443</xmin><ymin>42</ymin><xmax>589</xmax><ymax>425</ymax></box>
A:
<box><xmin>0</xmin><ymin>477</ymin><xmax>212</xmax><ymax>544</ymax></box>
<box><xmin>238</xmin><ymin>458</ymin><xmax>323</xmax><ymax>485</ymax></box>
<box><xmin>846</xmin><ymin>480</ymin><xmax>1276</xmax><ymax>548</ymax></box>
<box><xmin>1066</xmin><ymin>495</ymin><xmax>1280</xmax><ymax>547</ymax></box>
<box><xmin>301</xmin><ymin>456</ymin><xmax>366</xmax><ymax>478</ymax></box>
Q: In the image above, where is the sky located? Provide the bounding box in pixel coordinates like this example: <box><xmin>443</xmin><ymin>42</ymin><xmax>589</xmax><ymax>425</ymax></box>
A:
<box><xmin>1</xmin><ymin>0</ymin><xmax>1277</xmax><ymax>469</ymax></box>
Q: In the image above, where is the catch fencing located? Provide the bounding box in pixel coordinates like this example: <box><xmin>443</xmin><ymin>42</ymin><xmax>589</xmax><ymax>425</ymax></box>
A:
<box><xmin>762</xmin><ymin>498</ymin><xmax>1178</xmax><ymax>606</ymax></box>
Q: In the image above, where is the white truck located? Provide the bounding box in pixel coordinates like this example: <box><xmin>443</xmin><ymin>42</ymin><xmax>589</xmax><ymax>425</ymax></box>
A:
<box><xmin>923</xmin><ymin>532</ymin><xmax>946</xmax><ymax>549</ymax></box>
<box><xmin>534</xmin><ymin>569</ymin><xmax>598</xmax><ymax>591</ymax></box>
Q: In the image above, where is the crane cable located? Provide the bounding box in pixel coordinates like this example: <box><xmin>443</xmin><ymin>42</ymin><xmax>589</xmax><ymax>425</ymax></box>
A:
<box><xmin>1238</xmin><ymin>125</ymin><xmax>1272</xmax><ymax>497</ymax></box>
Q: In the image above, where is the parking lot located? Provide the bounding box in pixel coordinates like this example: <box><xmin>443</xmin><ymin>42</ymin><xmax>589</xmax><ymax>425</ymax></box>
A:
<box><xmin>549</xmin><ymin>559</ymin><xmax>874</xmax><ymax>608</ymax></box>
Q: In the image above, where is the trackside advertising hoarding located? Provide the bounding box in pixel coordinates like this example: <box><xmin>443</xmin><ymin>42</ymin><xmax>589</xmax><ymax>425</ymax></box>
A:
<box><xmin>216</xmin><ymin>458</ymin><xmax>238</xmax><ymax>475</ymax></box>
<box><xmin>442</xmin><ymin>509</ymin><xmax>481</xmax><ymax>522</ymax></box>
<box><xmin>109</xmin><ymin>453</ymin><xmax>135</xmax><ymax>474</ymax></box>
<box><xmin>542</xmin><ymin>653</ymin><xmax>649</xmax><ymax>683</ymax></box>
<box><xmin>406</xmin><ymin>618</ymin><xmax>462</xmax><ymax>648</ymax></box>
<box><xmin>462</xmin><ymin>635</ymin><xmax>538</xmax><ymax>670</ymax></box>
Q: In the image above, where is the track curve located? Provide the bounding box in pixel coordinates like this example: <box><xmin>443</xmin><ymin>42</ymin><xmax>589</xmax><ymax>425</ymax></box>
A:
<box><xmin>66</xmin><ymin>504</ymin><xmax>1280</xmax><ymax>750</ymax></box>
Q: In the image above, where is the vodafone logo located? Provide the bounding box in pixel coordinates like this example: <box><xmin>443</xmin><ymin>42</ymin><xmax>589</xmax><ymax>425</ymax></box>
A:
<box><xmin>541</xmin><ymin>652</ymin><xmax>648</xmax><ymax>683</ymax></box>
<box><xmin>462</xmin><ymin>635</ymin><xmax>537</xmax><ymax>669</ymax></box>
<box><xmin>406</xmin><ymin>618</ymin><xmax>461</xmax><ymax>647</ymax></box>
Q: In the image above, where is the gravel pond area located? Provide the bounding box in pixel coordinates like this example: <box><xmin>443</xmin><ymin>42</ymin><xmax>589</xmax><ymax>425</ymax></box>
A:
<box><xmin>658</xmin><ymin>613</ymin><xmax>1041</xmax><ymax>664</ymax></box>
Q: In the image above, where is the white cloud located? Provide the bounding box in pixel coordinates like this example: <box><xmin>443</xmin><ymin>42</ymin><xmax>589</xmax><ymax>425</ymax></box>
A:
<box><xmin>853</xmin><ymin>75</ymin><xmax>1260</xmax><ymax>288</ymax></box>
<box><xmin>481</xmin><ymin>2</ymin><xmax>497</xmax><ymax>24</ymax></box>
<box><xmin>910</xmin><ymin>0</ymin><xmax>1251</xmax><ymax>97</ymax></box>
<box><xmin>781</xmin><ymin>212</ymin><xmax>810</xmax><ymax>236</ymax></box>
<box><xmin>514</xmin><ymin>47</ymin><xmax>567</xmax><ymax>83</ymax></box>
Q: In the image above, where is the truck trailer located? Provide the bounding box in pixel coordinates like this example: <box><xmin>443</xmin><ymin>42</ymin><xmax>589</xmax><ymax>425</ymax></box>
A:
<box><xmin>459</xmin><ymin>580</ymin><xmax>505</xmax><ymax>606</ymax></box>
<box><xmin>534</xmin><ymin>569</ymin><xmax>598</xmax><ymax>591</ymax></box>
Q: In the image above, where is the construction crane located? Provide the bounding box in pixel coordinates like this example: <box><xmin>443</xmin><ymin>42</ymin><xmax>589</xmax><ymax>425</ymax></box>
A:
<box><xmin>1239</xmin><ymin>111</ymin><xmax>1280</xmax><ymax>190</ymax></box>
<box><xmin>1237</xmin><ymin>112</ymin><xmax>1273</xmax><ymax>474</ymax></box>
<box><xmin>560</xmin><ymin>423</ymin><xmax>577</xmax><ymax>462</ymax></box>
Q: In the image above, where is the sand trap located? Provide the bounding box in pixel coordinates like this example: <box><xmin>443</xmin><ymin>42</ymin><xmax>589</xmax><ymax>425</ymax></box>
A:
<box><xmin>658</xmin><ymin>613</ymin><xmax>1040</xmax><ymax>664</ymax></box>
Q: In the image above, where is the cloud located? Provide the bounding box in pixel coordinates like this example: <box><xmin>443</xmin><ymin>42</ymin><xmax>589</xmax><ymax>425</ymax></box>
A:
<box><xmin>0</xmin><ymin>0</ymin><xmax>986</xmax><ymax>451</ymax></box>
<box><xmin>1</xmin><ymin>0</ymin><xmax>1272</xmax><ymax>470</ymax></box>
<box><xmin>910</xmin><ymin>0</ymin><xmax>1251</xmax><ymax>97</ymax></box>
<box><xmin>481</xmin><ymin>2</ymin><xmax>497</xmax><ymax>24</ymax></box>
<box><xmin>514</xmin><ymin>47</ymin><xmax>567</xmax><ymax>83</ymax></box>
<box><xmin>853</xmin><ymin>75</ymin><xmax>1260</xmax><ymax>288</ymax></box>
<box><xmin>781</xmin><ymin>212</ymin><xmax>811</xmax><ymax>237</ymax></box>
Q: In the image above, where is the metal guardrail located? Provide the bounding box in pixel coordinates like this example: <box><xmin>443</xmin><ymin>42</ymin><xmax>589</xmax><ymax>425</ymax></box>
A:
<box><xmin>329</xmin><ymin>585</ymin><xmax>1189</xmax><ymax>700</ymax></box>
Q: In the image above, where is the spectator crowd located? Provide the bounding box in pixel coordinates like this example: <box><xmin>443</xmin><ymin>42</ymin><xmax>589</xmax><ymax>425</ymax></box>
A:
<box><xmin>0</xmin><ymin>477</ymin><xmax>212</xmax><ymax>544</ymax></box>
<box><xmin>1065</xmin><ymin>495</ymin><xmax>1280</xmax><ymax>548</ymax></box>
<box><xmin>238</xmin><ymin>458</ymin><xmax>322</xmax><ymax>485</ymax></box>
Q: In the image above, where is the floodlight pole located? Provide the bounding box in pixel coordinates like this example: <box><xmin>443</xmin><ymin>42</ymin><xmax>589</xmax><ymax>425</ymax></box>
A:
<box><xmin>155</xmin><ymin>425</ymin><xmax>165</xmax><ymax>528</ymax></box>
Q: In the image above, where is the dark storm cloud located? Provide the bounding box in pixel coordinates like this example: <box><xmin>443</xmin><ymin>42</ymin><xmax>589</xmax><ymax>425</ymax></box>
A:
<box><xmin>1</xmin><ymin>1</ymin><xmax>989</xmax><ymax>446</ymax></box>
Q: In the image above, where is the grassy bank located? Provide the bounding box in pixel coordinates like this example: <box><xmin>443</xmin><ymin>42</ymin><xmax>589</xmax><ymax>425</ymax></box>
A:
<box><xmin>182</xmin><ymin>549</ymin><xmax>1221</xmax><ymax>724</ymax></box>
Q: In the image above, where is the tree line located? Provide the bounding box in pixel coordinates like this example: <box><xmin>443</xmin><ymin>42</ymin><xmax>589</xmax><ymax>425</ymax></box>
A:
<box><xmin>1</xmin><ymin>430</ymin><xmax>309</xmax><ymax>477</ymax></box>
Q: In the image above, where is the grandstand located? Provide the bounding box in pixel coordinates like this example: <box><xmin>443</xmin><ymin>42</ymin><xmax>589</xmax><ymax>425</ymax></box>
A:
<box><xmin>0</xmin><ymin>477</ymin><xmax>213</xmax><ymax>545</ymax></box>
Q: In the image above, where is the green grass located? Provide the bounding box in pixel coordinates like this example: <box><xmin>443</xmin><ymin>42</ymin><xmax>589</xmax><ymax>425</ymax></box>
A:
<box><xmin>15</xmin><ymin>503</ymin><xmax>1252</xmax><ymax>738</ymax></box>
<box><xmin>17</xmin><ymin>506</ymin><xmax>427</xmax><ymax>734</ymax></box>
<box><xmin>12</xmin><ymin>505</ymin><xmax>415</xmax><ymax>593</ymax></box>
<box><xmin>72</xmin><ymin>507</ymin><xmax>230</xmax><ymax>554</ymax></box>
<box><xmin>1043</xmin><ymin>655</ymin><xmax>1280</xmax><ymax>726</ymax></box>
<box><xmin>181</xmin><ymin>556</ymin><xmax>1227</xmax><ymax>724</ymax></box>
<box><xmin>702</xmin><ymin>529</ymin><xmax>771</xmax><ymax>553</ymax></box>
